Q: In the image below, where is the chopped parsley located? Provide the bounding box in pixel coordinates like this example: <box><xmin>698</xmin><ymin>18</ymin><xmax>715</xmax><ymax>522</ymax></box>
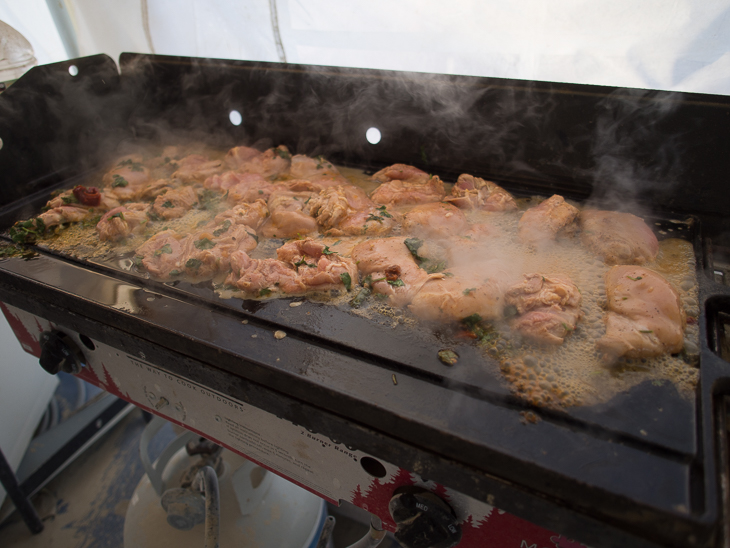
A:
<box><xmin>194</xmin><ymin>238</ymin><xmax>215</xmax><ymax>250</ymax></box>
<box><xmin>259</xmin><ymin>288</ymin><xmax>272</xmax><ymax>297</ymax></box>
<box><xmin>185</xmin><ymin>258</ymin><xmax>202</xmax><ymax>269</ymax></box>
<box><xmin>322</xmin><ymin>246</ymin><xmax>336</xmax><ymax>255</ymax></box>
<box><xmin>627</xmin><ymin>275</ymin><xmax>643</xmax><ymax>281</ymax></box>
<box><xmin>162</xmin><ymin>201</ymin><xmax>174</xmax><ymax>208</ymax></box>
<box><xmin>154</xmin><ymin>243</ymin><xmax>173</xmax><ymax>256</ymax></box>
<box><xmin>275</xmin><ymin>148</ymin><xmax>291</xmax><ymax>160</ymax></box>
<box><xmin>62</xmin><ymin>195</ymin><xmax>79</xmax><ymax>204</ymax></box>
<box><xmin>639</xmin><ymin>329</ymin><xmax>654</xmax><ymax>333</ymax></box>
<box><xmin>169</xmin><ymin>270</ymin><xmax>181</xmax><ymax>276</ymax></box>
<box><xmin>376</xmin><ymin>205</ymin><xmax>393</xmax><ymax>218</ymax></box>
<box><xmin>387</xmin><ymin>278</ymin><xmax>405</xmax><ymax>287</ymax></box>
<box><xmin>404</xmin><ymin>238</ymin><xmax>424</xmax><ymax>261</ymax></box>
<box><xmin>463</xmin><ymin>287</ymin><xmax>476</xmax><ymax>295</ymax></box>
<box><xmin>340</xmin><ymin>272</ymin><xmax>352</xmax><ymax>291</ymax></box>
<box><xmin>112</xmin><ymin>174</ymin><xmax>129</xmax><ymax>187</ymax></box>
<box><xmin>349</xmin><ymin>286</ymin><xmax>371</xmax><ymax>307</ymax></box>
<box><xmin>9</xmin><ymin>217</ymin><xmax>46</xmax><ymax>244</ymax></box>
<box><xmin>110</xmin><ymin>211</ymin><xmax>126</xmax><ymax>220</ymax></box>
<box><xmin>213</xmin><ymin>220</ymin><xmax>232</xmax><ymax>237</ymax></box>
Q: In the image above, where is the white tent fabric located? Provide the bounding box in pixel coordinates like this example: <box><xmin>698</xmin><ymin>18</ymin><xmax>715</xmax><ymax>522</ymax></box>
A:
<box><xmin>2</xmin><ymin>0</ymin><xmax>730</xmax><ymax>94</ymax></box>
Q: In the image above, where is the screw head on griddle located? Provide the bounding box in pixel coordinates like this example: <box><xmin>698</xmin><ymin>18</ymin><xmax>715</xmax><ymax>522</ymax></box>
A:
<box><xmin>39</xmin><ymin>330</ymin><xmax>85</xmax><ymax>375</ymax></box>
<box><xmin>389</xmin><ymin>486</ymin><xmax>462</xmax><ymax>548</ymax></box>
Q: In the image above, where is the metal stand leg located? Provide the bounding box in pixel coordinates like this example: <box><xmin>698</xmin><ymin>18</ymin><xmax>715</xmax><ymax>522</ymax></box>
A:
<box><xmin>0</xmin><ymin>447</ymin><xmax>43</xmax><ymax>534</ymax></box>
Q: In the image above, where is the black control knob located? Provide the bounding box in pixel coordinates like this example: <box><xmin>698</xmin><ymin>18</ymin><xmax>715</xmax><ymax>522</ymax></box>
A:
<box><xmin>39</xmin><ymin>331</ymin><xmax>84</xmax><ymax>375</ymax></box>
<box><xmin>389</xmin><ymin>486</ymin><xmax>462</xmax><ymax>548</ymax></box>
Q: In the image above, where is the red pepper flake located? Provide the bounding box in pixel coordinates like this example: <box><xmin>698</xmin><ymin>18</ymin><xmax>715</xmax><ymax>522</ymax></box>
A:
<box><xmin>454</xmin><ymin>330</ymin><xmax>478</xmax><ymax>340</ymax></box>
<box><xmin>73</xmin><ymin>185</ymin><xmax>101</xmax><ymax>206</ymax></box>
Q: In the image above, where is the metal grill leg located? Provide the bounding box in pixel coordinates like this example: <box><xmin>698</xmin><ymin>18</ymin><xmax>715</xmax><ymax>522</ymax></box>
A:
<box><xmin>0</xmin><ymin>446</ymin><xmax>43</xmax><ymax>534</ymax></box>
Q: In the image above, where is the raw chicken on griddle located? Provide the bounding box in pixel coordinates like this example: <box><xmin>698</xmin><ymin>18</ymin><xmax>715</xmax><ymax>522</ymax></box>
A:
<box><xmin>213</xmin><ymin>200</ymin><xmax>269</xmax><ymax>233</ymax></box>
<box><xmin>370</xmin><ymin>163</ymin><xmax>445</xmax><ymax>205</ymax></box>
<box><xmin>39</xmin><ymin>187</ymin><xmax>120</xmax><ymax>228</ymax></box>
<box><xmin>277</xmin><ymin>239</ymin><xmax>359</xmax><ymax>290</ymax></box>
<box><xmin>518</xmin><ymin>194</ymin><xmax>579</xmax><ymax>247</ymax></box>
<box><xmin>579</xmin><ymin>209</ymin><xmax>658</xmax><ymax>265</ymax></box>
<box><xmin>306</xmin><ymin>184</ymin><xmax>398</xmax><ymax>237</ymax></box>
<box><xmin>205</xmin><ymin>171</ymin><xmax>272</xmax><ymax>203</ymax></box>
<box><xmin>402</xmin><ymin>202</ymin><xmax>469</xmax><ymax>240</ymax></box>
<box><xmin>260</xmin><ymin>181</ymin><xmax>319</xmax><ymax>239</ymax></box>
<box><xmin>407</xmin><ymin>262</ymin><xmax>512</xmax><ymax>323</ymax></box>
<box><xmin>351</xmin><ymin>237</ymin><xmax>437</xmax><ymax>307</ymax></box>
<box><xmin>505</xmin><ymin>273</ymin><xmax>582</xmax><ymax>345</ymax></box>
<box><xmin>96</xmin><ymin>204</ymin><xmax>149</xmax><ymax>242</ymax></box>
<box><xmin>445</xmin><ymin>174</ymin><xmax>517</xmax><ymax>212</ymax></box>
<box><xmin>288</xmin><ymin>154</ymin><xmax>350</xmax><ymax>188</ymax></box>
<box><xmin>225</xmin><ymin>145</ymin><xmax>291</xmax><ymax>179</ymax></box>
<box><xmin>172</xmin><ymin>154</ymin><xmax>224</xmax><ymax>183</ymax></box>
<box><xmin>596</xmin><ymin>266</ymin><xmax>685</xmax><ymax>362</ymax></box>
<box><xmin>103</xmin><ymin>158</ymin><xmax>152</xmax><ymax>201</ymax></box>
<box><xmin>151</xmin><ymin>186</ymin><xmax>198</xmax><ymax>220</ymax></box>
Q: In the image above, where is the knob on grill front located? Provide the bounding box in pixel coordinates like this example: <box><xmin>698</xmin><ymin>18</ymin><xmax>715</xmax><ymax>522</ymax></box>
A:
<box><xmin>39</xmin><ymin>330</ymin><xmax>85</xmax><ymax>375</ymax></box>
<box><xmin>389</xmin><ymin>486</ymin><xmax>462</xmax><ymax>548</ymax></box>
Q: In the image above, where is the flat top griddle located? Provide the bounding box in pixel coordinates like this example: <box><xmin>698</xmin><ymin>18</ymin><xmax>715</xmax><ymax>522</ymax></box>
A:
<box><xmin>0</xmin><ymin>53</ymin><xmax>729</xmax><ymax>548</ymax></box>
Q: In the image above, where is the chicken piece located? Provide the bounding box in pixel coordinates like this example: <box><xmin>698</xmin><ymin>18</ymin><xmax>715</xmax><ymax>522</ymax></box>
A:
<box><xmin>276</xmin><ymin>239</ymin><xmax>358</xmax><ymax>290</ymax></box>
<box><xmin>596</xmin><ymin>266</ymin><xmax>685</xmax><ymax>362</ymax></box>
<box><xmin>288</xmin><ymin>154</ymin><xmax>349</xmax><ymax>187</ymax></box>
<box><xmin>224</xmin><ymin>145</ymin><xmax>261</xmax><ymax>169</ymax></box>
<box><xmin>225</xmin><ymin>251</ymin><xmax>305</xmax><ymax>295</ymax></box>
<box><xmin>45</xmin><ymin>188</ymin><xmax>119</xmax><ymax>211</ymax></box>
<box><xmin>408</xmin><ymin>263</ymin><xmax>510</xmax><ymax>323</ymax></box>
<box><xmin>445</xmin><ymin>174</ymin><xmax>517</xmax><ymax>212</ymax></box>
<box><xmin>306</xmin><ymin>184</ymin><xmax>398</xmax><ymax>236</ymax></box>
<box><xmin>213</xmin><ymin>200</ymin><xmax>269</xmax><ymax>232</ymax></box>
<box><xmin>180</xmin><ymin>225</ymin><xmax>258</xmax><ymax>279</ymax></box>
<box><xmin>518</xmin><ymin>195</ymin><xmax>579</xmax><ymax>247</ymax></box>
<box><xmin>351</xmin><ymin>238</ymin><xmax>436</xmax><ymax>307</ymax></box>
<box><xmin>225</xmin><ymin>145</ymin><xmax>291</xmax><ymax>179</ymax></box>
<box><xmin>204</xmin><ymin>171</ymin><xmax>272</xmax><ymax>203</ymax></box>
<box><xmin>40</xmin><ymin>187</ymin><xmax>120</xmax><ymax>228</ymax></box>
<box><xmin>96</xmin><ymin>204</ymin><xmax>149</xmax><ymax>242</ymax></box>
<box><xmin>135</xmin><ymin>230</ymin><xmax>188</xmax><ymax>279</ymax></box>
<box><xmin>260</xmin><ymin>184</ymin><xmax>318</xmax><ymax>239</ymax></box>
<box><xmin>137</xmin><ymin>179</ymin><xmax>177</xmax><ymax>201</ymax></box>
<box><xmin>102</xmin><ymin>160</ymin><xmax>151</xmax><ymax>201</ymax></box>
<box><xmin>172</xmin><ymin>154</ymin><xmax>224</xmax><ymax>183</ymax></box>
<box><xmin>580</xmin><ymin>209</ymin><xmax>659</xmax><ymax>265</ymax></box>
<box><xmin>38</xmin><ymin>205</ymin><xmax>93</xmax><ymax>228</ymax></box>
<box><xmin>402</xmin><ymin>202</ymin><xmax>469</xmax><ymax>239</ymax></box>
<box><xmin>505</xmin><ymin>273</ymin><xmax>582</xmax><ymax>345</ymax></box>
<box><xmin>370</xmin><ymin>176</ymin><xmax>446</xmax><ymax>206</ymax></box>
<box><xmin>372</xmin><ymin>164</ymin><xmax>431</xmax><ymax>184</ymax></box>
<box><xmin>151</xmin><ymin>186</ymin><xmax>198</xmax><ymax>220</ymax></box>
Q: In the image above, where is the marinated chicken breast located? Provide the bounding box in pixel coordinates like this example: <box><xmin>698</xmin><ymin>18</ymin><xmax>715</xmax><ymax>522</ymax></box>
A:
<box><xmin>135</xmin><ymin>230</ymin><xmax>188</xmax><ymax>279</ymax></box>
<box><xmin>596</xmin><ymin>266</ymin><xmax>685</xmax><ymax>362</ymax></box>
<box><xmin>213</xmin><ymin>200</ymin><xmax>269</xmax><ymax>232</ymax></box>
<box><xmin>225</xmin><ymin>145</ymin><xmax>291</xmax><ymax>179</ymax></box>
<box><xmin>276</xmin><ymin>239</ymin><xmax>359</xmax><ymax>290</ymax></box>
<box><xmin>151</xmin><ymin>186</ymin><xmax>199</xmax><ymax>220</ymax></box>
<box><xmin>445</xmin><ymin>174</ymin><xmax>517</xmax><ymax>212</ymax></box>
<box><xmin>408</xmin><ymin>263</ymin><xmax>510</xmax><ymax>323</ymax></box>
<box><xmin>172</xmin><ymin>154</ymin><xmax>224</xmax><ymax>183</ymax></box>
<box><xmin>370</xmin><ymin>176</ymin><xmax>446</xmax><ymax>206</ymax></box>
<box><xmin>260</xmin><ymin>183</ymin><xmax>319</xmax><ymax>239</ymax></box>
<box><xmin>402</xmin><ymin>202</ymin><xmax>469</xmax><ymax>239</ymax></box>
<box><xmin>306</xmin><ymin>184</ymin><xmax>398</xmax><ymax>237</ymax></box>
<box><xmin>505</xmin><ymin>274</ymin><xmax>582</xmax><ymax>345</ymax></box>
<box><xmin>518</xmin><ymin>195</ymin><xmax>579</xmax><ymax>247</ymax></box>
<box><xmin>288</xmin><ymin>154</ymin><xmax>350</xmax><ymax>187</ymax></box>
<box><xmin>226</xmin><ymin>251</ymin><xmax>304</xmax><ymax>294</ymax></box>
<box><xmin>351</xmin><ymin>237</ymin><xmax>437</xmax><ymax>307</ymax></box>
<box><xmin>580</xmin><ymin>209</ymin><xmax>659</xmax><ymax>265</ymax></box>
<box><xmin>103</xmin><ymin>161</ymin><xmax>152</xmax><ymax>201</ymax></box>
<box><xmin>96</xmin><ymin>204</ymin><xmax>149</xmax><ymax>242</ymax></box>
